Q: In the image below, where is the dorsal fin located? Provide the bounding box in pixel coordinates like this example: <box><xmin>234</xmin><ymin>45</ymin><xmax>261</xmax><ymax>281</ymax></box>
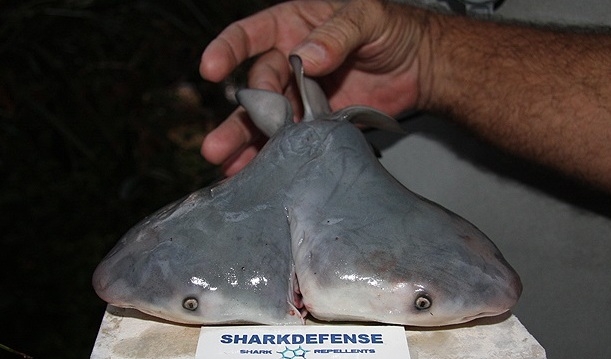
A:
<box><xmin>236</xmin><ymin>88</ymin><xmax>293</xmax><ymax>138</ymax></box>
<box><xmin>289</xmin><ymin>55</ymin><xmax>331</xmax><ymax>122</ymax></box>
<box><xmin>332</xmin><ymin>106</ymin><xmax>406</xmax><ymax>133</ymax></box>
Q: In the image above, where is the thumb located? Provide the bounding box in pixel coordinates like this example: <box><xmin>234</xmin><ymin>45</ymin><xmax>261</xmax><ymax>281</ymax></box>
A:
<box><xmin>291</xmin><ymin>0</ymin><xmax>383</xmax><ymax>76</ymax></box>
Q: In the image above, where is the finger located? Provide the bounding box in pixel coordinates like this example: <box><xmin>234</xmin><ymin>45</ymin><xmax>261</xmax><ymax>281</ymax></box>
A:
<box><xmin>221</xmin><ymin>135</ymin><xmax>268</xmax><ymax>177</ymax></box>
<box><xmin>249</xmin><ymin>50</ymin><xmax>308</xmax><ymax>120</ymax></box>
<box><xmin>291</xmin><ymin>0</ymin><xmax>382</xmax><ymax>76</ymax></box>
<box><xmin>200</xmin><ymin>108</ymin><xmax>262</xmax><ymax>165</ymax></box>
<box><xmin>200</xmin><ymin>9</ymin><xmax>284</xmax><ymax>82</ymax></box>
<box><xmin>247</xmin><ymin>49</ymin><xmax>292</xmax><ymax>92</ymax></box>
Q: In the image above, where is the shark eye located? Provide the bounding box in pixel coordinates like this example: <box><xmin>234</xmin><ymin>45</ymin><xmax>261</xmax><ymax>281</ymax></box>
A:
<box><xmin>414</xmin><ymin>294</ymin><xmax>432</xmax><ymax>310</ymax></box>
<box><xmin>183</xmin><ymin>297</ymin><xmax>198</xmax><ymax>311</ymax></box>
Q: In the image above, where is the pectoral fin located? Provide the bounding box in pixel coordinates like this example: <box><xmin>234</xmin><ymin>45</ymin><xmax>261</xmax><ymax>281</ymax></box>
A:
<box><xmin>333</xmin><ymin>106</ymin><xmax>405</xmax><ymax>133</ymax></box>
<box><xmin>289</xmin><ymin>55</ymin><xmax>331</xmax><ymax>122</ymax></box>
<box><xmin>236</xmin><ymin>89</ymin><xmax>293</xmax><ymax>137</ymax></box>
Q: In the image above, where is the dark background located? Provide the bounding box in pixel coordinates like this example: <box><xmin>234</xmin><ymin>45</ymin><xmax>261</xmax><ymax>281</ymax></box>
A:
<box><xmin>0</xmin><ymin>1</ymin><xmax>276</xmax><ymax>357</ymax></box>
<box><xmin>3</xmin><ymin>1</ymin><xmax>611</xmax><ymax>359</ymax></box>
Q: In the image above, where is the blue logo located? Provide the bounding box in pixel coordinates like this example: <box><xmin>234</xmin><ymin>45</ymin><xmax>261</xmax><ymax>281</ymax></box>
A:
<box><xmin>277</xmin><ymin>346</ymin><xmax>310</xmax><ymax>359</ymax></box>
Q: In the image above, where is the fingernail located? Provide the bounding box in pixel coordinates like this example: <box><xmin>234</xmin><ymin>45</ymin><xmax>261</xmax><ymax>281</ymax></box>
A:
<box><xmin>252</xmin><ymin>80</ymin><xmax>277</xmax><ymax>92</ymax></box>
<box><xmin>293</xmin><ymin>42</ymin><xmax>327</xmax><ymax>68</ymax></box>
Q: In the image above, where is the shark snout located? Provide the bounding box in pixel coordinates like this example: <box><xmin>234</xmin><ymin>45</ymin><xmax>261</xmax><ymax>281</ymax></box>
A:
<box><xmin>92</xmin><ymin>260</ymin><xmax>126</xmax><ymax>307</ymax></box>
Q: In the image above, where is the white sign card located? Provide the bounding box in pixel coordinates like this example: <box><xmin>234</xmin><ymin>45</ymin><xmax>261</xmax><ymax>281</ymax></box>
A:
<box><xmin>195</xmin><ymin>325</ymin><xmax>410</xmax><ymax>359</ymax></box>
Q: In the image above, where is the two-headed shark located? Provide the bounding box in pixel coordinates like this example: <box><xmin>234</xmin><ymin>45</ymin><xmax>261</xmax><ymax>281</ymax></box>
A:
<box><xmin>93</xmin><ymin>56</ymin><xmax>521</xmax><ymax>326</ymax></box>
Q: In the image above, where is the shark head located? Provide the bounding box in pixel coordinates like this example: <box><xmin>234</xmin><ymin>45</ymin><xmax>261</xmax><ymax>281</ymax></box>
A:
<box><xmin>92</xmin><ymin>195</ymin><xmax>213</xmax><ymax>324</ymax></box>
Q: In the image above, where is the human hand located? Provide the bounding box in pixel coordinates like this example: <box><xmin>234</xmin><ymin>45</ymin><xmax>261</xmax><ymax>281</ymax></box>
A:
<box><xmin>200</xmin><ymin>0</ymin><xmax>433</xmax><ymax>176</ymax></box>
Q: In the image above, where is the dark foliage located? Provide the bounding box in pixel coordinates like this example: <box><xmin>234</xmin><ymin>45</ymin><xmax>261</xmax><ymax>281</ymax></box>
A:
<box><xmin>0</xmin><ymin>0</ymin><xmax>274</xmax><ymax>357</ymax></box>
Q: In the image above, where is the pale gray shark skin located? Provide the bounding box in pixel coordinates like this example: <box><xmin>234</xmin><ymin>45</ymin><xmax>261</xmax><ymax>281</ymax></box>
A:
<box><xmin>284</xmin><ymin>119</ymin><xmax>521</xmax><ymax>326</ymax></box>
<box><xmin>93</xmin><ymin>55</ymin><xmax>521</xmax><ymax>326</ymax></box>
<box><xmin>92</xmin><ymin>140</ymin><xmax>309</xmax><ymax>324</ymax></box>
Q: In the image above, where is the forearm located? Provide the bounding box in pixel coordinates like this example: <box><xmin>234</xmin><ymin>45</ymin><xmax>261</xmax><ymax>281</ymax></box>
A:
<box><xmin>420</xmin><ymin>13</ymin><xmax>611</xmax><ymax>191</ymax></box>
